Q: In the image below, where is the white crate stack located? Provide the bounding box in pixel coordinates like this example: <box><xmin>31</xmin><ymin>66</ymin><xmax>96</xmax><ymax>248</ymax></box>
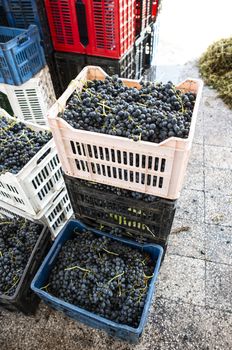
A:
<box><xmin>0</xmin><ymin>111</ymin><xmax>73</xmax><ymax>237</ymax></box>
<box><xmin>0</xmin><ymin>66</ymin><xmax>56</xmax><ymax>126</ymax></box>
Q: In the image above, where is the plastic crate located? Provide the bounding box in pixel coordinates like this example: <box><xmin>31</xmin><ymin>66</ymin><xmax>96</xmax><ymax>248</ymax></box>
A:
<box><xmin>64</xmin><ymin>175</ymin><xmax>176</xmax><ymax>245</ymax></box>
<box><xmin>0</xmin><ymin>65</ymin><xmax>56</xmax><ymax>125</ymax></box>
<box><xmin>152</xmin><ymin>0</ymin><xmax>160</xmax><ymax>20</ymax></box>
<box><xmin>0</xmin><ymin>113</ymin><xmax>66</xmax><ymax>216</ymax></box>
<box><xmin>0</xmin><ymin>220</ymin><xmax>51</xmax><ymax>314</ymax></box>
<box><xmin>135</xmin><ymin>21</ymin><xmax>159</xmax><ymax>79</ymax></box>
<box><xmin>46</xmin><ymin>52</ymin><xmax>62</xmax><ymax>98</ymax></box>
<box><xmin>136</xmin><ymin>0</ymin><xmax>152</xmax><ymax>37</ymax></box>
<box><xmin>0</xmin><ymin>25</ymin><xmax>46</xmax><ymax>85</ymax></box>
<box><xmin>45</xmin><ymin>0</ymin><xmax>135</xmax><ymax>59</ymax></box>
<box><xmin>54</xmin><ymin>49</ymin><xmax>135</xmax><ymax>93</ymax></box>
<box><xmin>86</xmin><ymin>0</ymin><xmax>135</xmax><ymax>59</ymax></box>
<box><xmin>54</xmin><ymin>51</ymin><xmax>86</xmax><ymax>94</ymax></box>
<box><xmin>31</xmin><ymin>219</ymin><xmax>163</xmax><ymax>342</ymax></box>
<box><xmin>0</xmin><ymin>186</ymin><xmax>73</xmax><ymax>238</ymax></box>
<box><xmin>2</xmin><ymin>0</ymin><xmax>53</xmax><ymax>54</ymax></box>
<box><xmin>47</xmin><ymin>66</ymin><xmax>203</xmax><ymax>199</ymax></box>
<box><xmin>44</xmin><ymin>0</ymin><xmax>86</xmax><ymax>54</ymax></box>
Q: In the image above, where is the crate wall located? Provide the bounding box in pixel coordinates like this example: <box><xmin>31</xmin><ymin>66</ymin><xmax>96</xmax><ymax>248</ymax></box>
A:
<box><xmin>0</xmin><ymin>65</ymin><xmax>56</xmax><ymax>125</ymax></box>
<box><xmin>65</xmin><ymin>176</ymin><xmax>176</xmax><ymax>245</ymax></box>
<box><xmin>2</xmin><ymin>0</ymin><xmax>53</xmax><ymax>54</ymax></box>
<box><xmin>0</xmin><ymin>186</ymin><xmax>73</xmax><ymax>238</ymax></box>
<box><xmin>47</xmin><ymin>66</ymin><xmax>203</xmax><ymax>199</ymax></box>
<box><xmin>0</xmin><ymin>25</ymin><xmax>46</xmax><ymax>85</ymax></box>
<box><xmin>45</xmin><ymin>0</ymin><xmax>136</xmax><ymax>59</ymax></box>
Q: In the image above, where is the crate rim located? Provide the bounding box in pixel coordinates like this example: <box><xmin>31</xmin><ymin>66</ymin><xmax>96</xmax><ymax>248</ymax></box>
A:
<box><xmin>48</xmin><ymin>65</ymin><xmax>203</xmax><ymax>149</ymax></box>
<box><xmin>0</xmin><ymin>221</ymin><xmax>47</xmax><ymax>301</ymax></box>
<box><xmin>31</xmin><ymin>219</ymin><xmax>163</xmax><ymax>335</ymax></box>
<box><xmin>0</xmin><ymin>24</ymin><xmax>39</xmax><ymax>49</ymax></box>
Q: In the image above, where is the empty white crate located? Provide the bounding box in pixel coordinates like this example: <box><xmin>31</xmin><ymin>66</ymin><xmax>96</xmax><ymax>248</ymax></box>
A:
<box><xmin>0</xmin><ymin>66</ymin><xmax>56</xmax><ymax>126</ymax></box>
<box><xmin>0</xmin><ymin>187</ymin><xmax>73</xmax><ymax>238</ymax></box>
<box><xmin>0</xmin><ymin>112</ymin><xmax>64</xmax><ymax>216</ymax></box>
<box><xmin>47</xmin><ymin>66</ymin><xmax>203</xmax><ymax>200</ymax></box>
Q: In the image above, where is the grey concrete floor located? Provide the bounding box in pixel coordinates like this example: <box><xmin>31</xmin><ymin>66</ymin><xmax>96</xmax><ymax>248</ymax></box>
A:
<box><xmin>1</xmin><ymin>60</ymin><xmax>232</xmax><ymax>350</ymax></box>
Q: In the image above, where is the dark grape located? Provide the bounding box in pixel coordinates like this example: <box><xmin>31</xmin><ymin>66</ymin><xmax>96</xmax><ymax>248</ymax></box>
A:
<box><xmin>0</xmin><ymin>217</ymin><xmax>42</xmax><ymax>296</ymax></box>
<box><xmin>0</xmin><ymin>116</ymin><xmax>52</xmax><ymax>174</ymax></box>
<box><xmin>45</xmin><ymin>229</ymin><xmax>154</xmax><ymax>328</ymax></box>
<box><xmin>60</xmin><ymin>76</ymin><xmax>196</xmax><ymax>143</ymax></box>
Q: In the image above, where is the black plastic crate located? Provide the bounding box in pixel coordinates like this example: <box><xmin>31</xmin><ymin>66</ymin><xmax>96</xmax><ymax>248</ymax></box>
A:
<box><xmin>0</xmin><ymin>218</ymin><xmax>51</xmax><ymax>314</ymax></box>
<box><xmin>46</xmin><ymin>53</ymin><xmax>62</xmax><ymax>98</ymax></box>
<box><xmin>54</xmin><ymin>48</ymin><xmax>136</xmax><ymax>93</ymax></box>
<box><xmin>135</xmin><ymin>23</ymin><xmax>154</xmax><ymax>79</ymax></box>
<box><xmin>136</xmin><ymin>0</ymin><xmax>153</xmax><ymax>37</ymax></box>
<box><xmin>0</xmin><ymin>91</ymin><xmax>13</xmax><ymax>115</ymax></box>
<box><xmin>54</xmin><ymin>51</ymin><xmax>86</xmax><ymax>94</ymax></box>
<box><xmin>64</xmin><ymin>175</ymin><xmax>176</xmax><ymax>246</ymax></box>
<box><xmin>86</xmin><ymin>48</ymin><xmax>135</xmax><ymax>80</ymax></box>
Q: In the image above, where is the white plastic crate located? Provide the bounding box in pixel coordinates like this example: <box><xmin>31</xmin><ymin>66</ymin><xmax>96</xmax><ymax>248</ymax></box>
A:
<box><xmin>0</xmin><ymin>66</ymin><xmax>56</xmax><ymax>126</ymax></box>
<box><xmin>0</xmin><ymin>113</ymin><xmax>64</xmax><ymax>216</ymax></box>
<box><xmin>0</xmin><ymin>187</ymin><xmax>73</xmax><ymax>238</ymax></box>
<box><xmin>48</xmin><ymin>66</ymin><xmax>203</xmax><ymax>200</ymax></box>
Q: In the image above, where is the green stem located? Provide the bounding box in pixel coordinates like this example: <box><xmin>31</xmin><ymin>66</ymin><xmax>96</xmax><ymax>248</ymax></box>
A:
<box><xmin>107</xmin><ymin>271</ymin><xmax>124</xmax><ymax>284</ymax></box>
<box><xmin>65</xmin><ymin>265</ymin><xmax>91</xmax><ymax>273</ymax></box>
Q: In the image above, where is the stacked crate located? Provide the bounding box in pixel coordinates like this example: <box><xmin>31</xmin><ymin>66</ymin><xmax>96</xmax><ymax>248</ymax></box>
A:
<box><xmin>0</xmin><ymin>109</ymin><xmax>73</xmax><ymax>237</ymax></box>
<box><xmin>47</xmin><ymin>66</ymin><xmax>203</xmax><ymax>248</ymax></box>
<box><xmin>43</xmin><ymin>0</ymin><xmax>161</xmax><ymax>93</ymax></box>
<box><xmin>0</xmin><ymin>22</ymin><xmax>56</xmax><ymax>125</ymax></box>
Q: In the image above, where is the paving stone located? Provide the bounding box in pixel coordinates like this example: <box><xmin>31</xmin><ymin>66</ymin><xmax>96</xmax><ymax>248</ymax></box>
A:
<box><xmin>184</xmin><ymin>163</ymin><xmax>204</xmax><ymax>191</ymax></box>
<box><xmin>156</xmin><ymin>255</ymin><xmax>205</xmax><ymax>306</ymax></box>
<box><xmin>205</xmin><ymin>192</ymin><xmax>232</xmax><ymax>226</ymax></box>
<box><xmin>143</xmin><ymin>297</ymin><xmax>207</xmax><ymax>350</ymax></box>
<box><xmin>204</xmin><ymin>145</ymin><xmax>232</xmax><ymax>170</ymax></box>
<box><xmin>205</xmin><ymin>167</ymin><xmax>232</xmax><ymax>194</ymax></box>
<box><xmin>189</xmin><ymin>143</ymin><xmax>204</xmax><ymax>166</ymax></box>
<box><xmin>205</xmin><ymin>308</ymin><xmax>232</xmax><ymax>350</ymax></box>
<box><xmin>205</xmin><ymin>224</ymin><xmax>232</xmax><ymax>265</ymax></box>
<box><xmin>0</xmin><ymin>302</ymin><xmax>51</xmax><ymax>350</ymax></box>
<box><xmin>206</xmin><ymin>261</ymin><xmax>232</xmax><ymax>312</ymax></box>
<box><xmin>175</xmin><ymin>189</ymin><xmax>205</xmax><ymax>223</ymax></box>
<box><xmin>204</xmin><ymin>128</ymin><xmax>232</xmax><ymax>148</ymax></box>
<box><xmin>168</xmin><ymin>219</ymin><xmax>205</xmax><ymax>259</ymax></box>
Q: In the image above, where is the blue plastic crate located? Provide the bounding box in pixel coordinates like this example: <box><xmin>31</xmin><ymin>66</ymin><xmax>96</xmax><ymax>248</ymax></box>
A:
<box><xmin>2</xmin><ymin>0</ymin><xmax>40</xmax><ymax>31</ymax></box>
<box><xmin>2</xmin><ymin>0</ymin><xmax>53</xmax><ymax>54</ymax></box>
<box><xmin>0</xmin><ymin>24</ymin><xmax>46</xmax><ymax>85</ymax></box>
<box><xmin>31</xmin><ymin>219</ymin><xmax>163</xmax><ymax>343</ymax></box>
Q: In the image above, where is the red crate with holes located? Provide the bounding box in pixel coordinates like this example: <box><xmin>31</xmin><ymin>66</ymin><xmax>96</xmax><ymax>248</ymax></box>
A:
<box><xmin>44</xmin><ymin>0</ymin><xmax>86</xmax><ymax>54</ymax></box>
<box><xmin>45</xmin><ymin>0</ymin><xmax>136</xmax><ymax>59</ymax></box>
<box><xmin>152</xmin><ymin>0</ymin><xmax>159</xmax><ymax>20</ymax></box>
<box><xmin>135</xmin><ymin>0</ymin><xmax>152</xmax><ymax>36</ymax></box>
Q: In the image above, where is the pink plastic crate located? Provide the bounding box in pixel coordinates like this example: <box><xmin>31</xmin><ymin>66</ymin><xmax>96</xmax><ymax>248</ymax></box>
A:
<box><xmin>47</xmin><ymin>66</ymin><xmax>203</xmax><ymax>199</ymax></box>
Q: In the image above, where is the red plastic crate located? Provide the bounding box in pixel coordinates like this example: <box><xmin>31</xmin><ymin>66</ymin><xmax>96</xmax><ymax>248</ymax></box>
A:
<box><xmin>45</xmin><ymin>0</ymin><xmax>86</xmax><ymax>53</ymax></box>
<box><xmin>152</xmin><ymin>0</ymin><xmax>159</xmax><ymax>19</ymax></box>
<box><xmin>136</xmin><ymin>0</ymin><xmax>152</xmax><ymax>36</ymax></box>
<box><xmin>45</xmin><ymin>0</ymin><xmax>136</xmax><ymax>59</ymax></box>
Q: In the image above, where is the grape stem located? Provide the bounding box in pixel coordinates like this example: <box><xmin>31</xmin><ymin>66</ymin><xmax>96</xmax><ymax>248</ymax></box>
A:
<box><xmin>107</xmin><ymin>271</ymin><xmax>124</xmax><ymax>284</ymax></box>
<box><xmin>65</xmin><ymin>265</ymin><xmax>92</xmax><ymax>273</ymax></box>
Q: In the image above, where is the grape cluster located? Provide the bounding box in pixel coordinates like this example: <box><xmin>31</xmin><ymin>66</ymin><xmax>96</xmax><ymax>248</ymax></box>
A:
<box><xmin>46</xmin><ymin>229</ymin><xmax>154</xmax><ymax>328</ymax></box>
<box><xmin>61</xmin><ymin>76</ymin><xmax>196</xmax><ymax>143</ymax></box>
<box><xmin>0</xmin><ymin>218</ymin><xmax>42</xmax><ymax>296</ymax></box>
<box><xmin>0</xmin><ymin>116</ymin><xmax>51</xmax><ymax>174</ymax></box>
